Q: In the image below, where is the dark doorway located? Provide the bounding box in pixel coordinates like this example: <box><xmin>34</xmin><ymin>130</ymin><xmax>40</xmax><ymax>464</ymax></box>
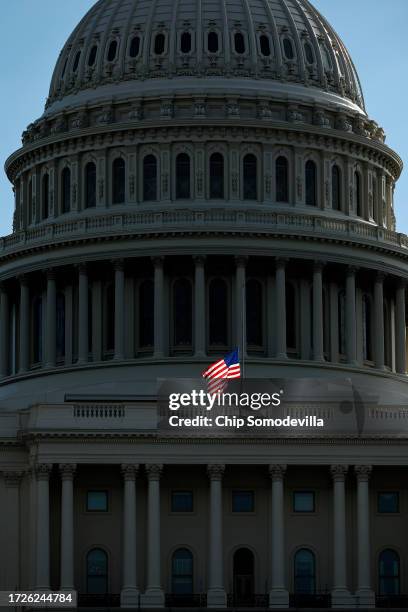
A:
<box><xmin>233</xmin><ymin>548</ymin><xmax>255</xmax><ymax>605</ymax></box>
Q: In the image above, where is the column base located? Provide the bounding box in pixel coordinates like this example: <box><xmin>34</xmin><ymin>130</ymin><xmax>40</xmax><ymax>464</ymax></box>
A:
<box><xmin>120</xmin><ymin>587</ymin><xmax>140</xmax><ymax>608</ymax></box>
<box><xmin>331</xmin><ymin>588</ymin><xmax>355</xmax><ymax>608</ymax></box>
<box><xmin>140</xmin><ymin>588</ymin><xmax>164</xmax><ymax>608</ymax></box>
<box><xmin>207</xmin><ymin>587</ymin><xmax>227</xmax><ymax>608</ymax></box>
<box><xmin>275</xmin><ymin>353</ymin><xmax>288</xmax><ymax>361</ymax></box>
<box><xmin>355</xmin><ymin>588</ymin><xmax>375</xmax><ymax>608</ymax></box>
<box><xmin>269</xmin><ymin>588</ymin><xmax>289</xmax><ymax>608</ymax></box>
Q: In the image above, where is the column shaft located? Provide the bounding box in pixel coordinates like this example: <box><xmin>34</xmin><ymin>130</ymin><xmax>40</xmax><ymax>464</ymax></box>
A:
<box><xmin>269</xmin><ymin>465</ymin><xmax>288</xmax><ymax>608</ymax></box>
<box><xmin>153</xmin><ymin>259</ymin><xmax>165</xmax><ymax>358</ymax></box>
<box><xmin>19</xmin><ymin>277</ymin><xmax>30</xmax><ymax>372</ymax></box>
<box><xmin>345</xmin><ymin>269</ymin><xmax>357</xmax><ymax>364</ymax></box>
<box><xmin>0</xmin><ymin>285</ymin><xmax>9</xmax><ymax>377</ymax></box>
<box><xmin>207</xmin><ymin>465</ymin><xmax>226</xmax><ymax>608</ymax></box>
<box><xmin>78</xmin><ymin>266</ymin><xmax>89</xmax><ymax>364</ymax></box>
<box><xmin>373</xmin><ymin>274</ymin><xmax>385</xmax><ymax>369</ymax></box>
<box><xmin>60</xmin><ymin>464</ymin><xmax>76</xmax><ymax>591</ymax></box>
<box><xmin>35</xmin><ymin>464</ymin><xmax>52</xmax><ymax>590</ymax></box>
<box><xmin>330</xmin><ymin>466</ymin><xmax>352</xmax><ymax>607</ymax></box>
<box><xmin>194</xmin><ymin>257</ymin><xmax>206</xmax><ymax>357</ymax></box>
<box><xmin>396</xmin><ymin>283</ymin><xmax>407</xmax><ymax>374</ymax></box>
<box><xmin>121</xmin><ymin>465</ymin><xmax>139</xmax><ymax>607</ymax></box>
<box><xmin>313</xmin><ymin>263</ymin><xmax>324</xmax><ymax>362</ymax></box>
<box><xmin>114</xmin><ymin>262</ymin><xmax>125</xmax><ymax>360</ymax></box>
<box><xmin>355</xmin><ymin>466</ymin><xmax>375</xmax><ymax>607</ymax></box>
<box><xmin>275</xmin><ymin>260</ymin><xmax>287</xmax><ymax>359</ymax></box>
<box><xmin>46</xmin><ymin>272</ymin><xmax>57</xmax><ymax>368</ymax></box>
<box><xmin>141</xmin><ymin>464</ymin><xmax>164</xmax><ymax>607</ymax></box>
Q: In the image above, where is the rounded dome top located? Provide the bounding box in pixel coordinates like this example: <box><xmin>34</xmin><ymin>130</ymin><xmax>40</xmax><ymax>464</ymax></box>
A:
<box><xmin>46</xmin><ymin>0</ymin><xmax>365</xmax><ymax>115</ymax></box>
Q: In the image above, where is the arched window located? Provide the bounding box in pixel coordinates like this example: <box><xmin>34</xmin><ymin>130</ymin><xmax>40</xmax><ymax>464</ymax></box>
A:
<box><xmin>283</xmin><ymin>38</ymin><xmax>294</xmax><ymax>60</ymax></box>
<box><xmin>42</xmin><ymin>174</ymin><xmax>49</xmax><ymax>219</ymax></box>
<box><xmin>87</xmin><ymin>548</ymin><xmax>108</xmax><ymax>594</ymax></box>
<box><xmin>243</xmin><ymin>154</ymin><xmax>257</xmax><ymax>200</ymax></box>
<box><xmin>305</xmin><ymin>160</ymin><xmax>317</xmax><ymax>206</ymax></box>
<box><xmin>210</xmin><ymin>153</ymin><xmax>224</xmax><ymax>199</ymax></box>
<box><xmin>61</xmin><ymin>57</ymin><xmax>68</xmax><ymax>79</ymax></box>
<box><xmin>72</xmin><ymin>50</ymin><xmax>81</xmax><ymax>72</ymax></box>
<box><xmin>209</xmin><ymin>278</ymin><xmax>228</xmax><ymax>347</ymax></box>
<box><xmin>176</xmin><ymin>153</ymin><xmax>191</xmax><ymax>199</ymax></box>
<box><xmin>338</xmin><ymin>290</ymin><xmax>346</xmax><ymax>356</ymax></box>
<box><xmin>61</xmin><ymin>167</ymin><xmax>71</xmax><ymax>213</ymax></box>
<box><xmin>246</xmin><ymin>279</ymin><xmax>263</xmax><ymax>348</ymax></box>
<box><xmin>379</xmin><ymin>550</ymin><xmax>400</xmax><ymax>596</ymax></box>
<box><xmin>104</xmin><ymin>284</ymin><xmax>115</xmax><ymax>354</ymax></box>
<box><xmin>143</xmin><ymin>155</ymin><xmax>158</xmax><ymax>201</ymax></box>
<box><xmin>172</xmin><ymin>549</ymin><xmax>193</xmax><ymax>594</ymax></box>
<box><xmin>107</xmin><ymin>40</ymin><xmax>118</xmax><ymax>62</ymax></box>
<box><xmin>139</xmin><ymin>280</ymin><xmax>154</xmax><ymax>350</ymax></box>
<box><xmin>304</xmin><ymin>42</ymin><xmax>314</xmax><ymax>64</ymax></box>
<box><xmin>173</xmin><ymin>279</ymin><xmax>192</xmax><ymax>348</ymax></box>
<box><xmin>233</xmin><ymin>548</ymin><xmax>255</xmax><ymax>603</ymax></box>
<box><xmin>286</xmin><ymin>283</ymin><xmax>297</xmax><ymax>352</ymax></box>
<box><xmin>362</xmin><ymin>295</ymin><xmax>372</xmax><ymax>361</ymax></box>
<box><xmin>234</xmin><ymin>32</ymin><xmax>245</xmax><ymax>54</ymax></box>
<box><xmin>32</xmin><ymin>296</ymin><xmax>43</xmax><ymax>364</ymax></box>
<box><xmin>180</xmin><ymin>32</ymin><xmax>192</xmax><ymax>54</ymax></box>
<box><xmin>88</xmin><ymin>45</ymin><xmax>98</xmax><ymax>67</ymax></box>
<box><xmin>85</xmin><ymin>162</ymin><xmax>96</xmax><ymax>208</ymax></box>
<box><xmin>129</xmin><ymin>36</ymin><xmax>140</xmax><ymax>58</ymax></box>
<box><xmin>112</xmin><ymin>158</ymin><xmax>125</xmax><ymax>204</ymax></box>
<box><xmin>320</xmin><ymin>43</ymin><xmax>332</xmax><ymax>71</ymax></box>
<box><xmin>276</xmin><ymin>156</ymin><xmax>289</xmax><ymax>203</ymax></box>
<box><xmin>208</xmin><ymin>31</ymin><xmax>219</xmax><ymax>53</ymax></box>
<box><xmin>56</xmin><ymin>292</ymin><xmax>65</xmax><ymax>359</ymax></box>
<box><xmin>355</xmin><ymin>171</ymin><xmax>362</xmax><ymax>216</ymax></box>
<box><xmin>294</xmin><ymin>549</ymin><xmax>316</xmax><ymax>594</ymax></box>
<box><xmin>154</xmin><ymin>33</ymin><xmax>165</xmax><ymax>55</ymax></box>
<box><xmin>259</xmin><ymin>35</ymin><xmax>271</xmax><ymax>57</ymax></box>
<box><xmin>332</xmin><ymin>165</ymin><xmax>341</xmax><ymax>211</ymax></box>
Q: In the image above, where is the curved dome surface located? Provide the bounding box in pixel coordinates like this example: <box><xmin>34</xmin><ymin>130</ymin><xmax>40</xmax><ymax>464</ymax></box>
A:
<box><xmin>46</xmin><ymin>0</ymin><xmax>365</xmax><ymax>115</ymax></box>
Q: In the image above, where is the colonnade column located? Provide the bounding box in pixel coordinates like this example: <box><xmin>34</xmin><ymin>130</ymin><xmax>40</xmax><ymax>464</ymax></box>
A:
<box><xmin>207</xmin><ymin>464</ymin><xmax>226</xmax><ymax>608</ymax></box>
<box><xmin>121</xmin><ymin>464</ymin><xmax>140</xmax><ymax>607</ymax></box>
<box><xmin>35</xmin><ymin>463</ymin><xmax>52</xmax><ymax>590</ymax></box>
<box><xmin>45</xmin><ymin>270</ymin><xmax>57</xmax><ymax>368</ymax></box>
<box><xmin>345</xmin><ymin>267</ymin><xmax>357</xmax><ymax>365</ymax></box>
<box><xmin>194</xmin><ymin>256</ymin><xmax>206</xmax><ymax>358</ymax></box>
<box><xmin>59</xmin><ymin>464</ymin><xmax>76</xmax><ymax>592</ymax></box>
<box><xmin>330</xmin><ymin>466</ymin><xmax>353</xmax><ymax>607</ymax></box>
<box><xmin>395</xmin><ymin>281</ymin><xmax>407</xmax><ymax>374</ymax></box>
<box><xmin>269</xmin><ymin>464</ymin><xmax>288</xmax><ymax>608</ymax></box>
<box><xmin>114</xmin><ymin>260</ymin><xmax>125</xmax><ymax>361</ymax></box>
<box><xmin>141</xmin><ymin>464</ymin><xmax>164</xmax><ymax>607</ymax></box>
<box><xmin>313</xmin><ymin>262</ymin><xmax>325</xmax><ymax>362</ymax></box>
<box><xmin>153</xmin><ymin>258</ymin><xmax>165</xmax><ymax>359</ymax></box>
<box><xmin>355</xmin><ymin>466</ymin><xmax>375</xmax><ymax>608</ymax></box>
<box><xmin>3</xmin><ymin>470</ymin><xmax>23</xmax><ymax>589</ymax></box>
<box><xmin>77</xmin><ymin>264</ymin><xmax>89</xmax><ymax>365</ymax></box>
<box><xmin>0</xmin><ymin>284</ymin><xmax>9</xmax><ymax>377</ymax></box>
<box><xmin>373</xmin><ymin>273</ymin><xmax>385</xmax><ymax>369</ymax></box>
<box><xmin>235</xmin><ymin>257</ymin><xmax>247</xmax><ymax>360</ymax></box>
<box><xmin>19</xmin><ymin>275</ymin><xmax>30</xmax><ymax>373</ymax></box>
<box><xmin>275</xmin><ymin>259</ymin><xmax>287</xmax><ymax>360</ymax></box>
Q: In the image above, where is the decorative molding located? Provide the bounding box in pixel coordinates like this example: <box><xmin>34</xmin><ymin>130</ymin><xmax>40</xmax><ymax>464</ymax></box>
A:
<box><xmin>354</xmin><ymin>465</ymin><xmax>372</xmax><ymax>481</ymax></box>
<box><xmin>207</xmin><ymin>464</ymin><xmax>225</xmax><ymax>480</ymax></box>
<box><xmin>121</xmin><ymin>463</ymin><xmax>139</xmax><ymax>480</ymax></box>
<box><xmin>330</xmin><ymin>464</ymin><xmax>348</xmax><ymax>481</ymax></box>
<box><xmin>59</xmin><ymin>463</ymin><xmax>77</xmax><ymax>479</ymax></box>
<box><xmin>269</xmin><ymin>464</ymin><xmax>287</xmax><ymax>480</ymax></box>
<box><xmin>145</xmin><ymin>463</ymin><xmax>163</xmax><ymax>480</ymax></box>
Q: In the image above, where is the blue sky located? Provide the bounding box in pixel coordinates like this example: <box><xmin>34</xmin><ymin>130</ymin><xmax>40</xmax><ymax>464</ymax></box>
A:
<box><xmin>0</xmin><ymin>1</ymin><xmax>407</xmax><ymax>236</ymax></box>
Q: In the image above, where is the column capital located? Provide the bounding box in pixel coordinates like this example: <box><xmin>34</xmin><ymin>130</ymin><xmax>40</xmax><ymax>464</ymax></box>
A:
<box><xmin>355</xmin><ymin>465</ymin><xmax>372</xmax><ymax>482</ymax></box>
<box><xmin>151</xmin><ymin>256</ymin><xmax>164</xmax><ymax>268</ymax></box>
<box><xmin>113</xmin><ymin>258</ymin><xmax>125</xmax><ymax>272</ymax></box>
<box><xmin>35</xmin><ymin>463</ymin><xmax>53</xmax><ymax>481</ymax></box>
<box><xmin>77</xmin><ymin>262</ymin><xmax>88</xmax><ymax>275</ymax></box>
<box><xmin>275</xmin><ymin>257</ymin><xmax>289</xmax><ymax>269</ymax></box>
<box><xmin>207</xmin><ymin>464</ymin><xmax>225</xmax><ymax>481</ymax></box>
<box><xmin>3</xmin><ymin>470</ymin><xmax>24</xmax><ymax>487</ymax></box>
<box><xmin>375</xmin><ymin>271</ymin><xmax>386</xmax><ymax>283</ymax></box>
<box><xmin>0</xmin><ymin>281</ymin><xmax>7</xmax><ymax>293</ymax></box>
<box><xmin>122</xmin><ymin>464</ymin><xmax>139</xmax><ymax>481</ymax></box>
<box><xmin>145</xmin><ymin>463</ymin><xmax>163</xmax><ymax>481</ymax></box>
<box><xmin>346</xmin><ymin>265</ymin><xmax>359</xmax><ymax>277</ymax></box>
<box><xmin>59</xmin><ymin>464</ymin><xmax>77</xmax><ymax>480</ymax></box>
<box><xmin>45</xmin><ymin>268</ymin><xmax>57</xmax><ymax>281</ymax></box>
<box><xmin>397</xmin><ymin>279</ymin><xmax>407</xmax><ymax>290</ymax></box>
<box><xmin>193</xmin><ymin>255</ymin><xmax>206</xmax><ymax>266</ymax></box>
<box><xmin>17</xmin><ymin>273</ymin><xmax>28</xmax><ymax>286</ymax></box>
<box><xmin>269</xmin><ymin>464</ymin><xmax>287</xmax><ymax>480</ymax></box>
<box><xmin>330</xmin><ymin>464</ymin><xmax>348</xmax><ymax>481</ymax></box>
<box><xmin>235</xmin><ymin>255</ymin><xmax>248</xmax><ymax>268</ymax></box>
<box><xmin>313</xmin><ymin>260</ymin><xmax>326</xmax><ymax>272</ymax></box>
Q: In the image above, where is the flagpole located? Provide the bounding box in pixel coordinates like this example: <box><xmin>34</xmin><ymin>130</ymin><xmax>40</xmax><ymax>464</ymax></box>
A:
<box><xmin>241</xmin><ymin>279</ymin><xmax>246</xmax><ymax>380</ymax></box>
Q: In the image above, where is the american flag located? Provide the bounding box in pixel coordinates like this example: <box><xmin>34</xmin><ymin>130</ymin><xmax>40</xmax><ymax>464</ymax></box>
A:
<box><xmin>202</xmin><ymin>349</ymin><xmax>241</xmax><ymax>395</ymax></box>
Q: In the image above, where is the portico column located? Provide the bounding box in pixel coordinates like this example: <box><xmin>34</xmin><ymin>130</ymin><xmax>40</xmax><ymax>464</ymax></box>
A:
<box><xmin>313</xmin><ymin>262</ymin><xmax>325</xmax><ymax>362</ymax></box>
<box><xmin>19</xmin><ymin>275</ymin><xmax>30</xmax><ymax>373</ymax></box>
<box><xmin>269</xmin><ymin>465</ymin><xmax>288</xmax><ymax>608</ymax></box>
<box><xmin>275</xmin><ymin>259</ymin><xmax>287</xmax><ymax>360</ymax></box>
<box><xmin>395</xmin><ymin>281</ymin><xmax>407</xmax><ymax>374</ymax></box>
<box><xmin>77</xmin><ymin>264</ymin><xmax>89</xmax><ymax>364</ymax></box>
<box><xmin>354</xmin><ymin>466</ymin><xmax>375</xmax><ymax>608</ymax></box>
<box><xmin>121</xmin><ymin>464</ymin><xmax>140</xmax><ymax>607</ymax></box>
<box><xmin>207</xmin><ymin>464</ymin><xmax>226</xmax><ymax>608</ymax></box>
<box><xmin>330</xmin><ymin>466</ymin><xmax>353</xmax><ymax>607</ymax></box>
<box><xmin>373</xmin><ymin>273</ymin><xmax>385</xmax><ymax>369</ymax></box>
<box><xmin>45</xmin><ymin>270</ymin><xmax>57</xmax><ymax>368</ymax></box>
<box><xmin>35</xmin><ymin>463</ymin><xmax>52</xmax><ymax>590</ymax></box>
<box><xmin>345</xmin><ymin>267</ymin><xmax>357</xmax><ymax>365</ymax></box>
<box><xmin>3</xmin><ymin>471</ymin><xmax>23</xmax><ymax>589</ymax></box>
<box><xmin>153</xmin><ymin>258</ymin><xmax>165</xmax><ymax>359</ymax></box>
<box><xmin>59</xmin><ymin>464</ymin><xmax>76</xmax><ymax>592</ymax></box>
<box><xmin>114</xmin><ymin>260</ymin><xmax>125</xmax><ymax>361</ymax></box>
<box><xmin>0</xmin><ymin>284</ymin><xmax>9</xmax><ymax>377</ymax></box>
<box><xmin>235</xmin><ymin>257</ymin><xmax>247</xmax><ymax>359</ymax></box>
<box><xmin>141</xmin><ymin>464</ymin><xmax>164</xmax><ymax>607</ymax></box>
<box><xmin>194</xmin><ymin>256</ymin><xmax>206</xmax><ymax>357</ymax></box>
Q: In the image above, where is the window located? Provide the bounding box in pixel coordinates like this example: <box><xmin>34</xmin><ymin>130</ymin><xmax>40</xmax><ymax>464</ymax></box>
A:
<box><xmin>112</xmin><ymin>158</ymin><xmax>125</xmax><ymax>204</ymax></box>
<box><xmin>61</xmin><ymin>167</ymin><xmax>71</xmax><ymax>213</ymax></box>
<box><xmin>176</xmin><ymin>153</ymin><xmax>191</xmax><ymax>199</ymax></box>
<box><xmin>355</xmin><ymin>171</ymin><xmax>362</xmax><ymax>216</ymax></box>
<box><xmin>232</xmin><ymin>490</ymin><xmax>254</xmax><ymax>513</ymax></box>
<box><xmin>107</xmin><ymin>40</ymin><xmax>117</xmax><ymax>62</ymax></box>
<box><xmin>42</xmin><ymin>173</ymin><xmax>49</xmax><ymax>219</ymax></box>
<box><xmin>294</xmin><ymin>549</ymin><xmax>316</xmax><ymax>594</ymax></box>
<box><xmin>32</xmin><ymin>296</ymin><xmax>43</xmax><ymax>364</ymax></box>
<box><xmin>243</xmin><ymin>154</ymin><xmax>257</xmax><ymax>200</ymax></box>
<box><xmin>320</xmin><ymin>42</ymin><xmax>332</xmax><ymax>71</ymax></box>
<box><xmin>304</xmin><ymin>42</ymin><xmax>314</xmax><ymax>64</ymax></box>
<box><xmin>209</xmin><ymin>278</ymin><xmax>228</xmax><ymax>347</ymax></box>
<box><xmin>87</xmin><ymin>549</ymin><xmax>108</xmax><ymax>594</ymax></box>
<box><xmin>332</xmin><ymin>165</ymin><xmax>341</xmax><ymax>211</ymax></box>
<box><xmin>210</xmin><ymin>153</ymin><xmax>224</xmax><ymax>199</ymax></box>
<box><xmin>173</xmin><ymin>279</ymin><xmax>192</xmax><ymax>348</ymax></box>
<box><xmin>73</xmin><ymin>50</ymin><xmax>81</xmax><ymax>72</ymax></box>
<box><xmin>305</xmin><ymin>160</ymin><xmax>317</xmax><ymax>206</ymax></box>
<box><xmin>234</xmin><ymin>32</ymin><xmax>245</xmax><ymax>54</ymax></box>
<box><xmin>87</xmin><ymin>491</ymin><xmax>108</xmax><ymax>512</ymax></box>
<box><xmin>276</xmin><ymin>156</ymin><xmax>289</xmax><ymax>203</ymax></box>
<box><xmin>379</xmin><ymin>550</ymin><xmax>400</xmax><ymax>596</ymax></box>
<box><xmin>172</xmin><ymin>549</ymin><xmax>193</xmax><ymax>594</ymax></box>
<box><xmin>362</xmin><ymin>295</ymin><xmax>372</xmax><ymax>361</ymax></box>
<box><xmin>378</xmin><ymin>492</ymin><xmax>399</xmax><ymax>514</ymax></box>
<box><xmin>286</xmin><ymin>283</ymin><xmax>297</xmax><ymax>351</ymax></box>
<box><xmin>154</xmin><ymin>33</ymin><xmax>165</xmax><ymax>55</ymax></box>
<box><xmin>61</xmin><ymin>57</ymin><xmax>68</xmax><ymax>79</ymax></box>
<box><xmin>129</xmin><ymin>36</ymin><xmax>140</xmax><ymax>58</ymax></box>
<box><xmin>171</xmin><ymin>491</ymin><xmax>193</xmax><ymax>513</ymax></box>
<box><xmin>259</xmin><ymin>35</ymin><xmax>271</xmax><ymax>57</ymax></box>
<box><xmin>143</xmin><ymin>155</ymin><xmax>157</xmax><ymax>201</ymax></box>
<box><xmin>283</xmin><ymin>38</ymin><xmax>294</xmax><ymax>60</ymax></box>
<box><xmin>208</xmin><ymin>31</ymin><xmax>219</xmax><ymax>53</ymax></box>
<box><xmin>139</xmin><ymin>280</ymin><xmax>154</xmax><ymax>349</ymax></box>
<box><xmin>293</xmin><ymin>491</ymin><xmax>315</xmax><ymax>513</ymax></box>
<box><xmin>85</xmin><ymin>162</ymin><xmax>96</xmax><ymax>208</ymax></box>
<box><xmin>246</xmin><ymin>279</ymin><xmax>263</xmax><ymax>347</ymax></box>
<box><xmin>180</xmin><ymin>32</ymin><xmax>192</xmax><ymax>54</ymax></box>
<box><xmin>56</xmin><ymin>292</ymin><xmax>65</xmax><ymax>359</ymax></box>
<box><xmin>88</xmin><ymin>45</ymin><xmax>98</xmax><ymax>67</ymax></box>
